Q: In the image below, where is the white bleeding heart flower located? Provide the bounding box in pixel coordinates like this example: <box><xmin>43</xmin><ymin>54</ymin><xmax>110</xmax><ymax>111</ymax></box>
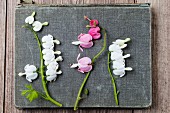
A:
<box><xmin>32</xmin><ymin>21</ymin><xmax>48</xmax><ymax>32</ymax></box>
<box><xmin>113</xmin><ymin>38</ymin><xmax>131</xmax><ymax>47</ymax></box>
<box><xmin>111</xmin><ymin>52</ymin><xmax>130</xmax><ymax>61</ymax></box>
<box><xmin>47</xmin><ymin>61</ymin><xmax>59</xmax><ymax>70</ymax></box>
<box><xmin>42</xmin><ymin>49</ymin><xmax>61</xmax><ymax>55</ymax></box>
<box><xmin>46</xmin><ymin>69</ymin><xmax>62</xmax><ymax>82</ymax></box>
<box><xmin>113</xmin><ymin>67</ymin><xmax>132</xmax><ymax>77</ymax></box>
<box><xmin>25</xmin><ymin>12</ymin><xmax>35</xmax><ymax>24</ymax></box>
<box><xmin>109</xmin><ymin>43</ymin><xmax>122</xmax><ymax>53</ymax></box>
<box><xmin>18</xmin><ymin>64</ymin><xmax>38</xmax><ymax>82</ymax></box>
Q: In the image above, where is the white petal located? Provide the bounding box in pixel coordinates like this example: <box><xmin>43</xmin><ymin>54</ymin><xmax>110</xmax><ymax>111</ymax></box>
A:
<box><xmin>26</xmin><ymin>73</ymin><xmax>38</xmax><ymax>82</ymax></box>
<box><xmin>46</xmin><ymin>74</ymin><xmax>57</xmax><ymax>82</ymax></box>
<box><xmin>125</xmin><ymin>67</ymin><xmax>133</xmax><ymax>71</ymax></box>
<box><xmin>25</xmin><ymin>16</ymin><xmax>34</xmax><ymax>24</ymax></box>
<box><xmin>53</xmin><ymin>39</ymin><xmax>60</xmax><ymax>44</ymax></box>
<box><xmin>44</xmin><ymin>59</ymin><xmax>55</xmax><ymax>66</ymax></box>
<box><xmin>32</xmin><ymin>21</ymin><xmax>43</xmax><ymax>32</ymax></box>
<box><xmin>111</xmin><ymin>52</ymin><xmax>123</xmax><ymax>61</ymax></box>
<box><xmin>54</xmin><ymin>51</ymin><xmax>61</xmax><ymax>55</ymax></box>
<box><xmin>46</xmin><ymin>69</ymin><xmax>56</xmax><ymax>76</ymax></box>
<box><xmin>56</xmin><ymin>70</ymin><xmax>62</xmax><ymax>74</ymax></box>
<box><xmin>70</xmin><ymin>63</ymin><xmax>79</xmax><ymax>68</ymax></box>
<box><xmin>18</xmin><ymin>72</ymin><xmax>26</xmax><ymax>76</ymax></box>
<box><xmin>42</xmin><ymin>41</ymin><xmax>54</xmax><ymax>49</ymax></box>
<box><xmin>47</xmin><ymin>61</ymin><xmax>59</xmax><ymax>70</ymax></box>
<box><xmin>42</xmin><ymin>49</ymin><xmax>53</xmax><ymax>54</ymax></box>
<box><xmin>24</xmin><ymin>64</ymin><xmax>37</xmax><ymax>73</ymax></box>
<box><xmin>113</xmin><ymin>69</ymin><xmax>125</xmax><ymax>76</ymax></box>
<box><xmin>43</xmin><ymin>52</ymin><xmax>55</xmax><ymax>61</ymax></box>
<box><xmin>42</xmin><ymin>35</ymin><xmax>53</xmax><ymax>43</ymax></box>
<box><xmin>112</xmin><ymin>61</ymin><xmax>125</xmax><ymax>69</ymax></box>
<box><xmin>109</xmin><ymin>44</ymin><xmax>122</xmax><ymax>53</ymax></box>
<box><xmin>55</xmin><ymin>56</ymin><xmax>63</xmax><ymax>62</ymax></box>
<box><xmin>123</xmin><ymin>54</ymin><xmax>130</xmax><ymax>58</ymax></box>
<box><xmin>120</xmin><ymin>44</ymin><xmax>127</xmax><ymax>49</ymax></box>
<box><xmin>72</xmin><ymin>41</ymin><xmax>82</xmax><ymax>45</ymax></box>
<box><xmin>115</xmin><ymin>39</ymin><xmax>125</xmax><ymax>46</ymax></box>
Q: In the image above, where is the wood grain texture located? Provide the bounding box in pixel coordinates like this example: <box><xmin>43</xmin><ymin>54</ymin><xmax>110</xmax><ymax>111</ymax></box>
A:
<box><xmin>0</xmin><ymin>0</ymin><xmax>6</xmax><ymax>113</ymax></box>
<box><xmin>134</xmin><ymin>0</ymin><xmax>170</xmax><ymax>113</ymax></box>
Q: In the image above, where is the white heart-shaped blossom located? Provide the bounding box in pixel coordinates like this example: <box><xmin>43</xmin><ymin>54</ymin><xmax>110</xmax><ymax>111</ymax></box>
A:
<box><xmin>43</xmin><ymin>52</ymin><xmax>55</xmax><ymax>61</ymax></box>
<box><xmin>42</xmin><ymin>34</ymin><xmax>60</xmax><ymax>45</ymax></box>
<box><xmin>32</xmin><ymin>21</ymin><xmax>48</xmax><ymax>32</ymax></box>
<box><xmin>47</xmin><ymin>61</ymin><xmax>59</xmax><ymax>70</ymax></box>
<box><xmin>42</xmin><ymin>49</ymin><xmax>61</xmax><ymax>55</ymax></box>
<box><xmin>46</xmin><ymin>74</ymin><xmax>57</xmax><ymax>82</ymax></box>
<box><xmin>42</xmin><ymin>41</ymin><xmax>54</xmax><ymax>49</ymax></box>
<box><xmin>112</xmin><ymin>60</ymin><xmax>125</xmax><ymax>69</ymax></box>
<box><xmin>109</xmin><ymin>43</ymin><xmax>122</xmax><ymax>53</ymax></box>
<box><xmin>32</xmin><ymin>21</ymin><xmax>43</xmax><ymax>31</ymax></box>
<box><xmin>25</xmin><ymin>16</ymin><xmax>34</xmax><ymax>24</ymax></box>
<box><xmin>25</xmin><ymin>12</ymin><xmax>35</xmax><ymax>24</ymax></box>
<box><xmin>113</xmin><ymin>38</ymin><xmax>131</xmax><ymax>46</ymax></box>
<box><xmin>18</xmin><ymin>64</ymin><xmax>38</xmax><ymax>82</ymax></box>
<box><xmin>44</xmin><ymin>58</ymin><xmax>55</xmax><ymax>66</ymax></box>
<box><xmin>26</xmin><ymin>73</ymin><xmax>38</xmax><ymax>82</ymax></box>
<box><xmin>24</xmin><ymin>64</ymin><xmax>37</xmax><ymax>73</ymax></box>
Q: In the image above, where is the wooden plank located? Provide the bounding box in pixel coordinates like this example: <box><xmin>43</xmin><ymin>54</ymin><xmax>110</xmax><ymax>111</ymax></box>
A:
<box><xmin>134</xmin><ymin>0</ymin><xmax>170</xmax><ymax>113</ymax></box>
<box><xmin>0</xmin><ymin>0</ymin><xmax>6</xmax><ymax>113</ymax></box>
<box><xmin>5</xmin><ymin>0</ymin><xmax>134</xmax><ymax>113</ymax></box>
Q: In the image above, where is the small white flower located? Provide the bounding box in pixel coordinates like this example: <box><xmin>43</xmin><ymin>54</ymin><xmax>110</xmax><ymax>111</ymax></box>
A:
<box><xmin>42</xmin><ymin>35</ymin><xmax>60</xmax><ymax>49</ymax></box>
<box><xmin>113</xmin><ymin>38</ymin><xmax>131</xmax><ymax>46</ymax></box>
<box><xmin>25</xmin><ymin>12</ymin><xmax>35</xmax><ymax>24</ymax></box>
<box><xmin>42</xmin><ymin>49</ymin><xmax>61</xmax><ymax>55</ymax></box>
<box><xmin>18</xmin><ymin>64</ymin><xmax>38</xmax><ymax>82</ymax></box>
<box><xmin>109</xmin><ymin>43</ymin><xmax>122</xmax><ymax>53</ymax></box>
<box><xmin>111</xmin><ymin>52</ymin><xmax>130</xmax><ymax>61</ymax></box>
<box><xmin>32</xmin><ymin>21</ymin><xmax>48</xmax><ymax>32</ymax></box>
<box><xmin>43</xmin><ymin>52</ymin><xmax>55</xmax><ymax>61</ymax></box>
<box><xmin>46</xmin><ymin>74</ymin><xmax>57</xmax><ymax>82</ymax></box>
<box><xmin>113</xmin><ymin>67</ymin><xmax>132</xmax><ymax>77</ymax></box>
<box><xmin>47</xmin><ymin>61</ymin><xmax>59</xmax><ymax>70</ymax></box>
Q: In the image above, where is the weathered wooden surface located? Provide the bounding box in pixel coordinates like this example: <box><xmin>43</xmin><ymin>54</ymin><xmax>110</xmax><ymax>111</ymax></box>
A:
<box><xmin>0</xmin><ymin>0</ymin><xmax>169</xmax><ymax>113</ymax></box>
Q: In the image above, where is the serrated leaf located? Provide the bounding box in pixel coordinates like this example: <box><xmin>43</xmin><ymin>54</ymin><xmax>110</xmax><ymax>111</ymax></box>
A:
<box><xmin>26</xmin><ymin>90</ymin><xmax>39</xmax><ymax>102</ymax></box>
<box><xmin>25</xmin><ymin>84</ymin><xmax>33</xmax><ymax>90</ymax></box>
<box><xmin>21</xmin><ymin>90</ymin><xmax>30</xmax><ymax>96</ymax></box>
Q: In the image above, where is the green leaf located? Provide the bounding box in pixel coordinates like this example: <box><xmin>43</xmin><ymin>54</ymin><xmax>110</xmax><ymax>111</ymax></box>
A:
<box><xmin>84</xmin><ymin>89</ymin><xmax>89</xmax><ymax>95</ymax></box>
<box><xmin>21</xmin><ymin>90</ymin><xmax>30</xmax><ymax>96</ymax></box>
<box><xmin>26</xmin><ymin>90</ymin><xmax>39</xmax><ymax>102</ymax></box>
<box><xmin>25</xmin><ymin>84</ymin><xmax>33</xmax><ymax>90</ymax></box>
<box><xmin>21</xmin><ymin>84</ymin><xmax>39</xmax><ymax>102</ymax></box>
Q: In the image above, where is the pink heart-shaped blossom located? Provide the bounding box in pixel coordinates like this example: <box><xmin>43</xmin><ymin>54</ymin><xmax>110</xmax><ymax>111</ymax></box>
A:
<box><xmin>88</xmin><ymin>27</ymin><xmax>101</xmax><ymax>39</ymax></box>
<box><xmin>78</xmin><ymin>57</ymin><xmax>92</xmax><ymax>73</ymax></box>
<box><xmin>78</xmin><ymin>33</ymin><xmax>93</xmax><ymax>48</ymax></box>
<box><xmin>90</xmin><ymin>20</ymin><xmax>99</xmax><ymax>27</ymax></box>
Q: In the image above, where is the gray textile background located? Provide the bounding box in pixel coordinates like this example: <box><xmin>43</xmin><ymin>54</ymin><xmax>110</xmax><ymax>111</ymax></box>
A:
<box><xmin>15</xmin><ymin>5</ymin><xmax>151</xmax><ymax>108</ymax></box>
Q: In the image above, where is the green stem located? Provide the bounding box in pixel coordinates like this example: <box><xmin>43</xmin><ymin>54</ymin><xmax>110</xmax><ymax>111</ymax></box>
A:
<box><xmin>23</xmin><ymin>25</ymin><xmax>62</xmax><ymax>107</ymax></box>
<box><xmin>74</xmin><ymin>28</ymin><xmax>107</xmax><ymax>110</ymax></box>
<box><xmin>107</xmin><ymin>52</ymin><xmax>119</xmax><ymax>105</ymax></box>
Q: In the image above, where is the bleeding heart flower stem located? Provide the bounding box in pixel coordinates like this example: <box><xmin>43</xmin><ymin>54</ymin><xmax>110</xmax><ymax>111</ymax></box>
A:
<box><xmin>107</xmin><ymin>52</ymin><xmax>119</xmax><ymax>105</ymax></box>
<box><xmin>74</xmin><ymin>28</ymin><xmax>107</xmax><ymax>110</ymax></box>
<box><xmin>22</xmin><ymin>25</ymin><xmax>62</xmax><ymax>107</ymax></box>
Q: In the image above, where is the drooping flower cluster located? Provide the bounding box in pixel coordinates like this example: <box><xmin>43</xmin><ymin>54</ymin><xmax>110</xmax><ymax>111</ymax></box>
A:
<box><xmin>18</xmin><ymin>64</ymin><xmax>38</xmax><ymax>82</ymax></box>
<box><xmin>71</xmin><ymin>16</ymin><xmax>102</xmax><ymax>73</ymax></box>
<box><xmin>42</xmin><ymin>34</ymin><xmax>63</xmax><ymax>81</ymax></box>
<box><xmin>72</xmin><ymin>16</ymin><xmax>101</xmax><ymax>51</ymax></box>
<box><xmin>70</xmin><ymin>54</ymin><xmax>92</xmax><ymax>73</ymax></box>
<box><xmin>25</xmin><ymin>11</ymin><xmax>48</xmax><ymax>32</ymax></box>
<box><xmin>109</xmin><ymin>38</ymin><xmax>132</xmax><ymax>77</ymax></box>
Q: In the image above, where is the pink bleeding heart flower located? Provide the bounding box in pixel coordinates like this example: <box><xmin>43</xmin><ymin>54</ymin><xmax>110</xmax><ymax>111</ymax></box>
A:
<box><xmin>88</xmin><ymin>27</ymin><xmax>101</xmax><ymax>39</ymax></box>
<box><xmin>70</xmin><ymin>54</ymin><xmax>92</xmax><ymax>73</ymax></box>
<box><xmin>78</xmin><ymin>33</ymin><xmax>93</xmax><ymax>48</ymax></box>
<box><xmin>72</xmin><ymin>33</ymin><xmax>93</xmax><ymax>51</ymax></box>
<box><xmin>90</xmin><ymin>20</ymin><xmax>99</xmax><ymax>27</ymax></box>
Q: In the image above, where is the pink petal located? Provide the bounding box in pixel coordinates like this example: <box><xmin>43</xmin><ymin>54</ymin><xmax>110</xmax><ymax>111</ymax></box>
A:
<box><xmin>80</xmin><ymin>41</ymin><xmax>93</xmax><ymax>48</ymax></box>
<box><xmin>88</xmin><ymin>27</ymin><xmax>101</xmax><ymax>39</ymax></box>
<box><xmin>78</xmin><ymin>65</ymin><xmax>92</xmax><ymax>73</ymax></box>
<box><xmin>78</xmin><ymin>57</ymin><xmax>92</xmax><ymax>65</ymax></box>
<box><xmin>78</xmin><ymin>34</ymin><xmax>93</xmax><ymax>43</ymax></box>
